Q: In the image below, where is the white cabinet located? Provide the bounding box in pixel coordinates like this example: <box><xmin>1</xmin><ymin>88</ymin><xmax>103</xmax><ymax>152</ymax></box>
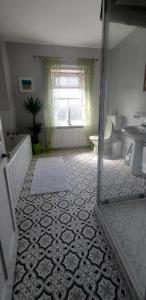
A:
<box><xmin>0</xmin><ymin>118</ymin><xmax>18</xmax><ymax>300</ymax></box>
<box><xmin>142</xmin><ymin>146</ymin><xmax>146</xmax><ymax>173</ymax></box>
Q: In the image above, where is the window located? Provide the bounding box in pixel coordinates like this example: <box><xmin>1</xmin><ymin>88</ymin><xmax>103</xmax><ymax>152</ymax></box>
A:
<box><xmin>53</xmin><ymin>69</ymin><xmax>84</xmax><ymax>127</ymax></box>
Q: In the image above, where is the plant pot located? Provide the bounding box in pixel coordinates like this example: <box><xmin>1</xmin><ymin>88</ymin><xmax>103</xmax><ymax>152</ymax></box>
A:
<box><xmin>32</xmin><ymin>143</ymin><xmax>41</xmax><ymax>155</ymax></box>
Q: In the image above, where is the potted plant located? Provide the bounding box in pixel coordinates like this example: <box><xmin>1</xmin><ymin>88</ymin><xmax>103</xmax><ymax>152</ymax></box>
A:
<box><xmin>23</xmin><ymin>96</ymin><xmax>43</xmax><ymax>154</ymax></box>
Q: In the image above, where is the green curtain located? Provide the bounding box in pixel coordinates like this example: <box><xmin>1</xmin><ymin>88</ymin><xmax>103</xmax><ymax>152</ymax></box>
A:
<box><xmin>78</xmin><ymin>59</ymin><xmax>95</xmax><ymax>141</ymax></box>
<box><xmin>41</xmin><ymin>57</ymin><xmax>61</xmax><ymax>149</ymax></box>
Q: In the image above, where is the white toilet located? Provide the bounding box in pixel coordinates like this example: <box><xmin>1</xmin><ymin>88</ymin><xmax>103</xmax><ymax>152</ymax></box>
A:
<box><xmin>89</xmin><ymin>115</ymin><xmax>124</xmax><ymax>157</ymax></box>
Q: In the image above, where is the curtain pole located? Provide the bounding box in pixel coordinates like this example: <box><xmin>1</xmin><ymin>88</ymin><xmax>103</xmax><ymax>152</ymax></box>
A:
<box><xmin>33</xmin><ymin>55</ymin><xmax>99</xmax><ymax>61</ymax></box>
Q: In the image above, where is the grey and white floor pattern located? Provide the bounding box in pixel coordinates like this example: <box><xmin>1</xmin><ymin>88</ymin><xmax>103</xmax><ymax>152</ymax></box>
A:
<box><xmin>12</xmin><ymin>149</ymin><xmax>137</xmax><ymax>300</ymax></box>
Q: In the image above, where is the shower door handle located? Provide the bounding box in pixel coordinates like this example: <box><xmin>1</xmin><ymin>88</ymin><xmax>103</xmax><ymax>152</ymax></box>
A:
<box><xmin>1</xmin><ymin>153</ymin><xmax>11</xmax><ymax>159</ymax></box>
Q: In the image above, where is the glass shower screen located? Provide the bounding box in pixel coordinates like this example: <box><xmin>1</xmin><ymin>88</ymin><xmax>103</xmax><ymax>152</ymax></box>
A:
<box><xmin>97</xmin><ymin>0</ymin><xmax>146</xmax><ymax>205</ymax></box>
<box><xmin>96</xmin><ymin>1</ymin><xmax>146</xmax><ymax>299</ymax></box>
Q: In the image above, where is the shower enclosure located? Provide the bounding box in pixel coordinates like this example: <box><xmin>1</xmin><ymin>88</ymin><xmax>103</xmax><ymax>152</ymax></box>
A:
<box><xmin>96</xmin><ymin>1</ymin><xmax>146</xmax><ymax>299</ymax></box>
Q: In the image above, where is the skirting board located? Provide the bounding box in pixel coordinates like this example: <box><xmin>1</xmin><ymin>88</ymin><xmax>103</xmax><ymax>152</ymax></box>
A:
<box><xmin>94</xmin><ymin>203</ymin><xmax>144</xmax><ymax>300</ymax></box>
<box><xmin>51</xmin><ymin>146</ymin><xmax>90</xmax><ymax>150</ymax></box>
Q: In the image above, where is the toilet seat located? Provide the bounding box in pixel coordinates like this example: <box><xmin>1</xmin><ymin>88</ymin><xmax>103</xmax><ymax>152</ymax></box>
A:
<box><xmin>89</xmin><ymin>136</ymin><xmax>98</xmax><ymax>143</ymax></box>
<box><xmin>89</xmin><ymin>119</ymin><xmax>113</xmax><ymax>144</ymax></box>
<box><xmin>89</xmin><ymin>135</ymin><xmax>110</xmax><ymax>145</ymax></box>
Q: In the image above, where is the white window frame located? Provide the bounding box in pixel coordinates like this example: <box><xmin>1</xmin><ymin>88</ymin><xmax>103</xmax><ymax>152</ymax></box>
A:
<box><xmin>53</xmin><ymin>68</ymin><xmax>84</xmax><ymax>128</ymax></box>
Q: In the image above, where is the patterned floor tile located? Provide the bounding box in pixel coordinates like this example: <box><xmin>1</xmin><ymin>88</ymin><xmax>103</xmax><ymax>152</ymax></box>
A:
<box><xmin>13</xmin><ymin>149</ymin><xmax>133</xmax><ymax>300</ymax></box>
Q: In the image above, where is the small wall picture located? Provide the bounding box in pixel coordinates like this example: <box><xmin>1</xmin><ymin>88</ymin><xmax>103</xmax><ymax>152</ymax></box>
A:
<box><xmin>19</xmin><ymin>77</ymin><xmax>34</xmax><ymax>92</ymax></box>
<box><xmin>143</xmin><ymin>66</ymin><xmax>146</xmax><ymax>91</ymax></box>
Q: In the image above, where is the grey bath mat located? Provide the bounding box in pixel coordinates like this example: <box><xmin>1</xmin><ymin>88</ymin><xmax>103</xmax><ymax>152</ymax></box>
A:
<box><xmin>30</xmin><ymin>157</ymin><xmax>70</xmax><ymax>194</ymax></box>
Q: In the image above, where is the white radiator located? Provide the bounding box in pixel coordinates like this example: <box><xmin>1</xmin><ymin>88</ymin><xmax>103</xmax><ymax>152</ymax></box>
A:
<box><xmin>5</xmin><ymin>135</ymin><xmax>32</xmax><ymax>209</ymax></box>
<box><xmin>52</xmin><ymin>128</ymin><xmax>89</xmax><ymax>148</ymax></box>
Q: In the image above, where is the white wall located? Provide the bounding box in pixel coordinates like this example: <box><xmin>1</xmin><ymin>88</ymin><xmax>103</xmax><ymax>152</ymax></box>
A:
<box><xmin>108</xmin><ymin>27</ymin><xmax>146</xmax><ymax>126</ymax></box>
<box><xmin>7</xmin><ymin>42</ymin><xmax>100</xmax><ymax>148</ymax></box>
<box><xmin>0</xmin><ymin>39</ymin><xmax>16</xmax><ymax>133</ymax></box>
<box><xmin>108</xmin><ymin>27</ymin><xmax>146</xmax><ymax>153</ymax></box>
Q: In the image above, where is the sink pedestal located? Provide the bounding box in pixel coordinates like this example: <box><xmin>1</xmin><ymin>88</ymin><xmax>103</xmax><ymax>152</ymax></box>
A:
<box><xmin>123</xmin><ymin>126</ymin><xmax>146</xmax><ymax>176</ymax></box>
<box><xmin>130</xmin><ymin>140</ymin><xmax>144</xmax><ymax>176</ymax></box>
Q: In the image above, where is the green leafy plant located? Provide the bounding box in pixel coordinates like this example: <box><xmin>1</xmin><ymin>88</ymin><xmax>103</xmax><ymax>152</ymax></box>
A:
<box><xmin>23</xmin><ymin>96</ymin><xmax>43</xmax><ymax>144</ymax></box>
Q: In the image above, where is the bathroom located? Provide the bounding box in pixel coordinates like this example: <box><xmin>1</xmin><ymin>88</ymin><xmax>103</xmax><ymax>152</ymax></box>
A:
<box><xmin>1</xmin><ymin>1</ymin><xmax>146</xmax><ymax>300</ymax></box>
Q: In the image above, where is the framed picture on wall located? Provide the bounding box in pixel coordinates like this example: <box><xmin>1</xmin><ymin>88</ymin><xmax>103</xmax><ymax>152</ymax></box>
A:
<box><xmin>19</xmin><ymin>77</ymin><xmax>34</xmax><ymax>92</ymax></box>
<box><xmin>143</xmin><ymin>66</ymin><xmax>146</xmax><ymax>91</ymax></box>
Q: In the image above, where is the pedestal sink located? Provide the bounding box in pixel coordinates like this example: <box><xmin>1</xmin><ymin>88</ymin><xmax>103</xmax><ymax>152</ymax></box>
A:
<box><xmin>122</xmin><ymin>126</ymin><xmax>146</xmax><ymax>176</ymax></box>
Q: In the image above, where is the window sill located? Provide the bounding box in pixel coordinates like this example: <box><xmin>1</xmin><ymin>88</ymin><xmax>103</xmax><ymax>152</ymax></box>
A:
<box><xmin>55</xmin><ymin>125</ymin><xmax>84</xmax><ymax>129</ymax></box>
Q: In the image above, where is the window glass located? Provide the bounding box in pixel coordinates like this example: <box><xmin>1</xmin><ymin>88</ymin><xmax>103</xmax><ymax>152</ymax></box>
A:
<box><xmin>68</xmin><ymin>75</ymin><xmax>79</xmax><ymax>87</ymax></box>
<box><xmin>54</xmin><ymin>76</ymin><xmax>67</xmax><ymax>87</ymax></box>
<box><xmin>53</xmin><ymin>69</ymin><xmax>83</xmax><ymax>126</ymax></box>
<box><xmin>54</xmin><ymin>88</ymin><xmax>81</xmax><ymax>99</ymax></box>
<box><xmin>70</xmin><ymin>99</ymin><xmax>83</xmax><ymax>125</ymax></box>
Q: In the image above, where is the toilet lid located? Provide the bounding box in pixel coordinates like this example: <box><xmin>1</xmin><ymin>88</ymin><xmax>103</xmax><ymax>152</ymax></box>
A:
<box><xmin>89</xmin><ymin>134</ymin><xmax>111</xmax><ymax>141</ymax></box>
<box><xmin>105</xmin><ymin>119</ymin><xmax>113</xmax><ymax>139</ymax></box>
<box><xmin>89</xmin><ymin>135</ymin><xmax>98</xmax><ymax>141</ymax></box>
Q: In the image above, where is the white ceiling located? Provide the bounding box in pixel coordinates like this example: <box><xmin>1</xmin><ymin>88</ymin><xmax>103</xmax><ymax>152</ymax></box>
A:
<box><xmin>0</xmin><ymin>0</ymin><xmax>135</xmax><ymax>48</ymax></box>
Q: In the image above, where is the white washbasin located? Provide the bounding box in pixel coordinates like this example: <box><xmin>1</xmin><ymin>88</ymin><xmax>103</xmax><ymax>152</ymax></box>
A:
<box><xmin>122</xmin><ymin>126</ymin><xmax>146</xmax><ymax>141</ymax></box>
